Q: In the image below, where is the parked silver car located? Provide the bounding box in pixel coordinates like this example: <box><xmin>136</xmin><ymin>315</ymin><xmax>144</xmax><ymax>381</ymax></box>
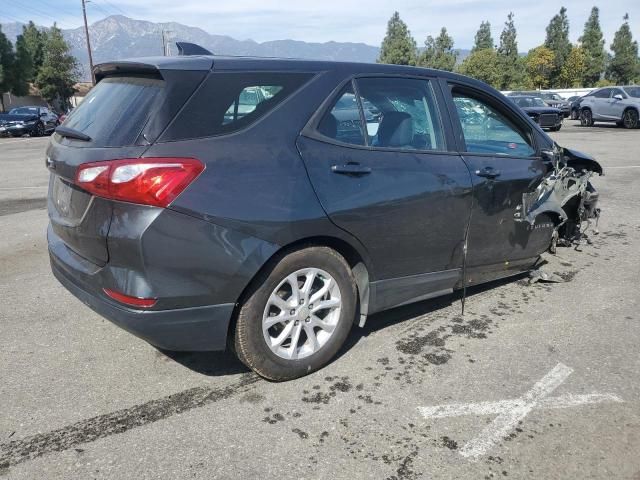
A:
<box><xmin>580</xmin><ymin>86</ymin><xmax>640</xmax><ymax>129</ymax></box>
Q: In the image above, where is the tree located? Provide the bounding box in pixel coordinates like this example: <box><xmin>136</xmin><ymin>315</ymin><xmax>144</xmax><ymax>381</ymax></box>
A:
<box><xmin>525</xmin><ymin>46</ymin><xmax>555</xmax><ymax>89</ymax></box>
<box><xmin>21</xmin><ymin>22</ymin><xmax>46</xmax><ymax>82</ymax></box>
<box><xmin>378</xmin><ymin>12</ymin><xmax>417</xmax><ymax>66</ymax></box>
<box><xmin>457</xmin><ymin>48</ymin><xmax>500</xmax><ymax>87</ymax></box>
<box><xmin>472</xmin><ymin>21</ymin><xmax>494</xmax><ymax>52</ymax></box>
<box><xmin>418</xmin><ymin>27</ymin><xmax>457</xmax><ymax>71</ymax></box>
<box><xmin>497</xmin><ymin>12</ymin><xmax>522</xmax><ymax>89</ymax></box>
<box><xmin>544</xmin><ymin>7</ymin><xmax>572</xmax><ymax>86</ymax></box>
<box><xmin>579</xmin><ymin>7</ymin><xmax>606</xmax><ymax>86</ymax></box>
<box><xmin>558</xmin><ymin>46</ymin><xmax>586</xmax><ymax>87</ymax></box>
<box><xmin>35</xmin><ymin>24</ymin><xmax>78</xmax><ymax>110</ymax></box>
<box><xmin>607</xmin><ymin>14</ymin><xmax>639</xmax><ymax>84</ymax></box>
<box><xmin>0</xmin><ymin>27</ymin><xmax>15</xmax><ymax>96</ymax></box>
<box><xmin>13</xmin><ymin>35</ymin><xmax>33</xmax><ymax>97</ymax></box>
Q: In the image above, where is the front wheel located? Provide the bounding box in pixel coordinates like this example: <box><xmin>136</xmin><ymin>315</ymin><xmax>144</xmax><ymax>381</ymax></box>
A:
<box><xmin>550</xmin><ymin>125</ymin><xmax>562</xmax><ymax>132</ymax></box>
<box><xmin>234</xmin><ymin>246</ymin><xmax>357</xmax><ymax>381</ymax></box>
<box><xmin>622</xmin><ymin>109</ymin><xmax>639</xmax><ymax>129</ymax></box>
<box><xmin>32</xmin><ymin>122</ymin><xmax>45</xmax><ymax>137</ymax></box>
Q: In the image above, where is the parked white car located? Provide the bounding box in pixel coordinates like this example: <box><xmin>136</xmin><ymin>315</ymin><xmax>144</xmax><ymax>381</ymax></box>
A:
<box><xmin>579</xmin><ymin>86</ymin><xmax>640</xmax><ymax>129</ymax></box>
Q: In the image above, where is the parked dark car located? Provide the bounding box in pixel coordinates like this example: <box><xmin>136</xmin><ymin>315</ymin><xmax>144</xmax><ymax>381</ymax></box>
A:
<box><xmin>566</xmin><ymin>95</ymin><xmax>584</xmax><ymax>120</ymax></box>
<box><xmin>509</xmin><ymin>95</ymin><xmax>563</xmax><ymax>131</ymax></box>
<box><xmin>508</xmin><ymin>91</ymin><xmax>571</xmax><ymax>118</ymax></box>
<box><xmin>0</xmin><ymin>106</ymin><xmax>58</xmax><ymax>137</ymax></box>
<box><xmin>579</xmin><ymin>86</ymin><xmax>640</xmax><ymax>128</ymax></box>
<box><xmin>47</xmin><ymin>53</ymin><xmax>602</xmax><ymax>380</ymax></box>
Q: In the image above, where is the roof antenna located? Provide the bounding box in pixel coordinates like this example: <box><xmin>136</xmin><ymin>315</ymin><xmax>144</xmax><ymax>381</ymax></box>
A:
<box><xmin>176</xmin><ymin>42</ymin><xmax>213</xmax><ymax>56</ymax></box>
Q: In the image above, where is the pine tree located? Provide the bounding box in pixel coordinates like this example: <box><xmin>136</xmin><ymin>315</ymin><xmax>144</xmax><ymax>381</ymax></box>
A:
<box><xmin>579</xmin><ymin>7</ymin><xmax>606</xmax><ymax>86</ymax></box>
<box><xmin>418</xmin><ymin>27</ymin><xmax>458</xmax><ymax>71</ymax></box>
<box><xmin>544</xmin><ymin>7</ymin><xmax>571</xmax><ymax>86</ymax></box>
<box><xmin>378</xmin><ymin>12</ymin><xmax>417</xmax><ymax>66</ymax></box>
<box><xmin>607</xmin><ymin>14</ymin><xmax>639</xmax><ymax>84</ymax></box>
<box><xmin>457</xmin><ymin>48</ymin><xmax>500</xmax><ymax>87</ymax></box>
<box><xmin>22</xmin><ymin>22</ymin><xmax>46</xmax><ymax>82</ymax></box>
<box><xmin>497</xmin><ymin>13</ymin><xmax>521</xmax><ymax>89</ymax></box>
<box><xmin>472</xmin><ymin>21</ymin><xmax>494</xmax><ymax>52</ymax></box>
<box><xmin>13</xmin><ymin>35</ymin><xmax>33</xmax><ymax>97</ymax></box>
<box><xmin>0</xmin><ymin>26</ymin><xmax>15</xmax><ymax>99</ymax></box>
<box><xmin>35</xmin><ymin>24</ymin><xmax>78</xmax><ymax>110</ymax></box>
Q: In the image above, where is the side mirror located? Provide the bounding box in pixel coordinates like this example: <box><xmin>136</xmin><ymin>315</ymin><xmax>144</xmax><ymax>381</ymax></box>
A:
<box><xmin>613</xmin><ymin>94</ymin><xmax>624</xmax><ymax>101</ymax></box>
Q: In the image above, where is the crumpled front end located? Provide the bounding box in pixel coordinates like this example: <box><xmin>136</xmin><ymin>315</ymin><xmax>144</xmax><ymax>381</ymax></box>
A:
<box><xmin>515</xmin><ymin>146</ymin><xmax>603</xmax><ymax>249</ymax></box>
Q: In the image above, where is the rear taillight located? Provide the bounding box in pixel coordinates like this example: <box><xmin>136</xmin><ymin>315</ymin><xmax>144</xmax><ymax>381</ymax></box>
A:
<box><xmin>75</xmin><ymin>158</ymin><xmax>204</xmax><ymax>208</ymax></box>
<box><xmin>103</xmin><ymin>288</ymin><xmax>157</xmax><ymax>308</ymax></box>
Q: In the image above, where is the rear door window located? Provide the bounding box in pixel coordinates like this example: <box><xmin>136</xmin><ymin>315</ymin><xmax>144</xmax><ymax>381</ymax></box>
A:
<box><xmin>162</xmin><ymin>72</ymin><xmax>313</xmax><ymax>141</ymax></box>
<box><xmin>63</xmin><ymin>76</ymin><xmax>165</xmax><ymax>147</ymax></box>
<box><xmin>356</xmin><ymin>77</ymin><xmax>445</xmax><ymax>151</ymax></box>
<box><xmin>317</xmin><ymin>82</ymin><xmax>366</xmax><ymax>146</ymax></box>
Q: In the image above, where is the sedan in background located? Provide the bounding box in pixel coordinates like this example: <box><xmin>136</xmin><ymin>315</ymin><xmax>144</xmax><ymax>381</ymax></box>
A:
<box><xmin>0</xmin><ymin>106</ymin><xmax>58</xmax><ymax>137</ymax></box>
<box><xmin>510</xmin><ymin>95</ymin><xmax>563</xmax><ymax>131</ymax></box>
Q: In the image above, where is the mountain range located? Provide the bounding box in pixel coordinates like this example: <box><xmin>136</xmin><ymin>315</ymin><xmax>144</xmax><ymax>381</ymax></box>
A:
<box><xmin>1</xmin><ymin>15</ymin><xmax>470</xmax><ymax>81</ymax></box>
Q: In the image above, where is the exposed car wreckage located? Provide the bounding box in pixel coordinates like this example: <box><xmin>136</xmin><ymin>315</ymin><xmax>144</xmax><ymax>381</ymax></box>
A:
<box><xmin>516</xmin><ymin>145</ymin><xmax>603</xmax><ymax>254</ymax></box>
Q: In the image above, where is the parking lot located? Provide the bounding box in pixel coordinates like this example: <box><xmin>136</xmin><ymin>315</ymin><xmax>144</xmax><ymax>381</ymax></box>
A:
<box><xmin>0</xmin><ymin>121</ymin><xmax>638</xmax><ymax>479</ymax></box>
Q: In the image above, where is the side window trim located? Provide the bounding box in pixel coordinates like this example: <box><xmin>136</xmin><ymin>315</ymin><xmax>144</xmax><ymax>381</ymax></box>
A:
<box><xmin>351</xmin><ymin>78</ymin><xmax>369</xmax><ymax>146</ymax></box>
<box><xmin>444</xmin><ymin>81</ymin><xmax>540</xmax><ymax>158</ymax></box>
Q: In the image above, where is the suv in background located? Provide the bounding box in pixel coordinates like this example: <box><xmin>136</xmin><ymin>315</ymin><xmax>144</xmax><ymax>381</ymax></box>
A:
<box><xmin>47</xmin><ymin>54</ymin><xmax>602</xmax><ymax>381</ymax></box>
<box><xmin>580</xmin><ymin>86</ymin><xmax>640</xmax><ymax>128</ymax></box>
<box><xmin>509</xmin><ymin>95</ymin><xmax>563</xmax><ymax>131</ymax></box>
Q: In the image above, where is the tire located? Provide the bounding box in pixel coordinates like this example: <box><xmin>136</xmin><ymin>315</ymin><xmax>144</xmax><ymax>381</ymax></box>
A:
<box><xmin>550</xmin><ymin>125</ymin><xmax>561</xmax><ymax>132</ymax></box>
<box><xmin>580</xmin><ymin>109</ymin><xmax>594</xmax><ymax>127</ymax></box>
<box><xmin>622</xmin><ymin>109</ymin><xmax>639</xmax><ymax>129</ymax></box>
<box><xmin>571</xmin><ymin>110</ymin><xmax>579</xmax><ymax>120</ymax></box>
<box><xmin>234</xmin><ymin>246</ymin><xmax>357</xmax><ymax>381</ymax></box>
<box><xmin>32</xmin><ymin>122</ymin><xmax>45</xmax><ymax>137</ymax></box>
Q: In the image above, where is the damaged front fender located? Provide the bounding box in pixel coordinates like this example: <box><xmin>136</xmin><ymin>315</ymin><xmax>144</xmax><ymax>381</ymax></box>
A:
<box><xmin>516</xmin><ymin>146</ymin><xmax>602</xmax><ymax>244</ymax></box>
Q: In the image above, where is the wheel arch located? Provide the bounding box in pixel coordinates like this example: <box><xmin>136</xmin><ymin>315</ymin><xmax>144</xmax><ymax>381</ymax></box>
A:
<box><xmin>226</xmin><ymin>235</ymin><xmax>372</xmax><ymax>348</ymax></box>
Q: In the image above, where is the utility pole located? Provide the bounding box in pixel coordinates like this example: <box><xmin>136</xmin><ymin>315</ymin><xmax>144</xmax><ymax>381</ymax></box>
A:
<box><xmin>82</xmin><ymin>0</ymin><xmax>95</xmax><ymax>85</ymax></box>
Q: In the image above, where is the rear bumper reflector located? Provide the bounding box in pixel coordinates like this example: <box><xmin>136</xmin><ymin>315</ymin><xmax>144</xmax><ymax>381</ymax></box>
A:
<box><xmin>103</xmin><ymin>288</ymin><xmax>157</xmax><ymax>308</ymax></box>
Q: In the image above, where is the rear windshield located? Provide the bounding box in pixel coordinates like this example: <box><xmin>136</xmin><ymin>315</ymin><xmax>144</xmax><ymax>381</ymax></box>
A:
<box><xmin>160</xmin><ymin>72</ymin><xmax>313</xmax><ymax>141</ymax></box>
<box><xmin>63</xmin><ymin>76</ymin><xmax>164</xmax><ymax>147</ymax></box>
<box><xmin>623</xmin><ymin>87</ymin><xmax>640</xmax><ymax>98</ymax></box>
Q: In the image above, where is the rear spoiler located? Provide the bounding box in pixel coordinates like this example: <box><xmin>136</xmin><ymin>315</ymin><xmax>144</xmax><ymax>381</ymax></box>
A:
<box><xmin>93</xmin><ymin>55</ymin><xmax>214</xmax><ymax>82</ymax></box>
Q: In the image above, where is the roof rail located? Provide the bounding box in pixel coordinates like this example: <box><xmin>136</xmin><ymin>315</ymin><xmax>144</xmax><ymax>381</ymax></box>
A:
<box><xmin>176</xmin><ymin>42</ymin><xmax>213</xmax><ymax>56</ymax></box>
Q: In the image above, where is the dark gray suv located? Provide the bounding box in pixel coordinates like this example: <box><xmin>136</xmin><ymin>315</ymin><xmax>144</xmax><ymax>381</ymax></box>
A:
<box><xmin>47</xmin><ymin>52</ymin><xmax>602</xmax><ymax>380</ymax></box>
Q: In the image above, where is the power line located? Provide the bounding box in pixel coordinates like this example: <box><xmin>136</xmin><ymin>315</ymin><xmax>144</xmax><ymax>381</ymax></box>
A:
<box><xmin>98</xmin><ymin>0</ymin><xmax>128</xmax><ymax>17</ymax></box>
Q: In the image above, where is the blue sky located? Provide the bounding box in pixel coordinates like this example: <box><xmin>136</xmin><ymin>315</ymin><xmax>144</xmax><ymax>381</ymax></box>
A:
<box><xmin>1</xmin><ymin>0</ymin><xmax>638</xmax><ymax>51</ymax></box>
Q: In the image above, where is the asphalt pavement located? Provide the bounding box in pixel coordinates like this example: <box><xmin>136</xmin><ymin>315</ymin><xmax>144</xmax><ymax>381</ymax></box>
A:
<box><xmin>0</xmin><ymin>122</ymin><xmax>638</xmax><ymax>479</ymax></box>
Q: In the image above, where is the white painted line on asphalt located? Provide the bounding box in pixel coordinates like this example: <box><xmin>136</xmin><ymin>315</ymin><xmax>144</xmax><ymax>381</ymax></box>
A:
<box><xmin>0</xmin><ymin>138</ymin><xmax>46</xmax><ymax>145</ymax></box>
<box><xmin>603</xmin><ymin>165</ymin><xmax>640</xmax><ymax>169</ymax></box>
<box><xmin>0</xmin><ymin>186</ymin><xmax>47</xmax><ymax>190</ymax></box>
<box><xmin>418</xmin><ymin>363</ymin><xmax>623</xmax><ymax>460</ymax></box>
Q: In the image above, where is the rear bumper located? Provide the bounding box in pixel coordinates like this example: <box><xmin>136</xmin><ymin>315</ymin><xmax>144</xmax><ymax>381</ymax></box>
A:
<box><xmin>49</xmin><ymin>237</ymin><xmax>235</xmax><ymax>352</ymax></box>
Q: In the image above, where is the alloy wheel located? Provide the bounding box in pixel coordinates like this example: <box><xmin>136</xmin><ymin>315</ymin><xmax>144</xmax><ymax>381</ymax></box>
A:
<box><xmin>623</xmin><ymin>109</ymin><xmax>638</xmax><ymax>129</ymax></box>
<box><xmin>262</xmin><ymin>268</ymin><xmax>342</xmax><ymax>360</ymax></box>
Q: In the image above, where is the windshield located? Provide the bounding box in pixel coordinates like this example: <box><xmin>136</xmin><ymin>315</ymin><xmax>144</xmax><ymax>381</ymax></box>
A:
<box><xmin>623</xmin><ymin>87</ymin><xmax>640</xmax><ymax>98</ymax></box>
<box><xmin>9</xmin><ymin>107</ymin><xmax>39</xmax><ymax>115</ymax></box>
<box><xmin>513</xmin><ymin>97</ymin><xmax>547</xmax><ymax>108</ymax></box>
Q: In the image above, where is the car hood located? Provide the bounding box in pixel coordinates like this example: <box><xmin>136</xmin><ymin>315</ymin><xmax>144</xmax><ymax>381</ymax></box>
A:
<box><xmin>0</xmin><ymin>114</ymin><xmax>39</xmax><ymax>123</ymax></box>
<box><xmin>521</xmin><ymin>107</ymin><xmax>561</xmax><ymax>114</ymax></box>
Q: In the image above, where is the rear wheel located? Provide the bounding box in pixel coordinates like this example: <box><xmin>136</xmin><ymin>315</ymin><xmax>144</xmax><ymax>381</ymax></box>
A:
<box><xmin>622</xmin><ymin>109</ymin><xmax>639</xmax><ymax>129</ymax></box>
<box><xmin>234</xmin><ymin>246</ymin><xmax>357</xmax><ymax>381</ymax></box>
<box><xmin>32</xmin><ymin>122</ymin><xmax>45</xmax><ymax>137</ymax></box>
<box><xmin>550</xmin><ymin>125</ymin><xmax>562</xmax><ymax>132</ymax></box>
<box><xmin>580</xmin><ymin>109</ymin><xmax>594</xmax><ymax>127</ymax></box>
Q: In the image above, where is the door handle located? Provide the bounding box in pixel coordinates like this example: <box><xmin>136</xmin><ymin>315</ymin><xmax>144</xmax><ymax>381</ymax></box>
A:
<box><xmin>331</xmin><ymin>163</ymin><xmax>372</xmax><ymax>176</ymax></box>
<box><xmin>475</xmin><ymin>166</ymin><xmax>501</xmax><ymax>179</ymax></box>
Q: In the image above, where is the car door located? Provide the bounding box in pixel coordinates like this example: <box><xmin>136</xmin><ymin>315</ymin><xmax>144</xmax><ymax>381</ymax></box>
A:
<box><xmin>605</xmin><ymin>88</ymin><xmax>627</xmax><ymax>119</ymax></box>
<box><xmin>591</xmin><ymin>88</ymin><xmax>612</xmax><ymax>119</ymax></box>
<box><xmin>443</xmin><ymin>81</ymin><xmax>554</xmax><ymax>285</ymax></box>
<box><xmin>297</xmin><ymin>75</ymin><xmax>473</xmax><ymax>311</ymax></box>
